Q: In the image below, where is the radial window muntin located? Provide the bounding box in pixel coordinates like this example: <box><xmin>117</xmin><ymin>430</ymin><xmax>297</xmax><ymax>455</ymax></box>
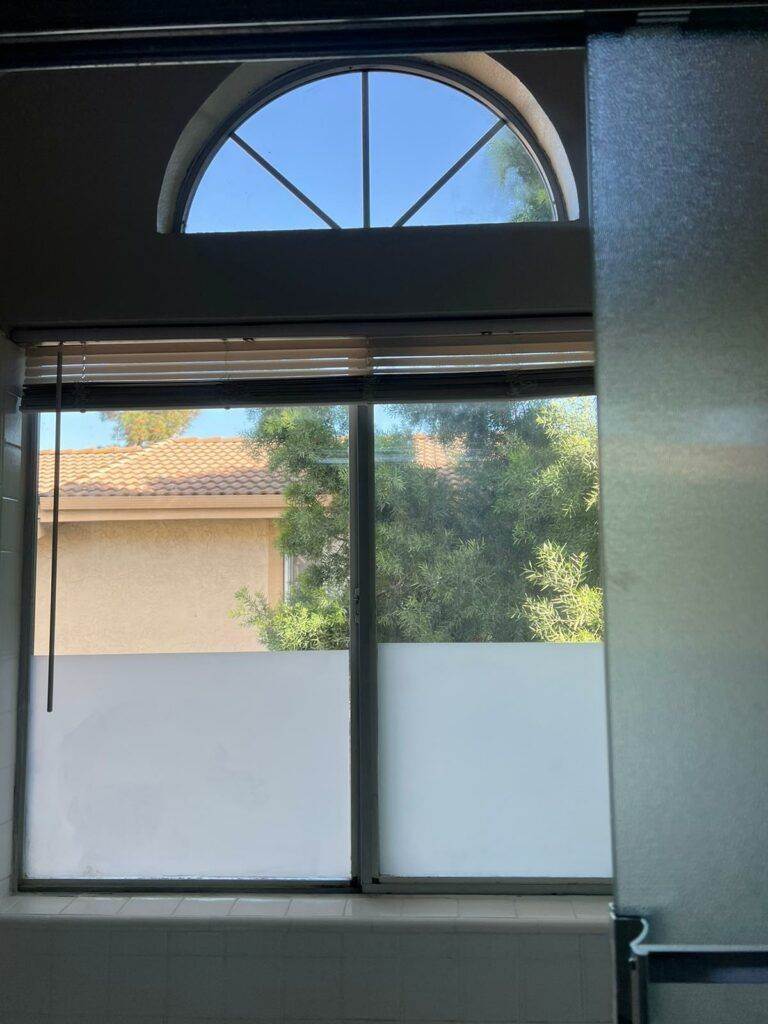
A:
<box><xmin>179</xmin><ymin>59</ymin><xmax>563</xmax><ymax>233</ymax></box>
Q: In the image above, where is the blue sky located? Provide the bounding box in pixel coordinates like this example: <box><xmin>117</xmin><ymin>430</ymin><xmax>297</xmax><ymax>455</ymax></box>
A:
<box><xmin>39</xmin><ymin>408</ymin><xmax>255</xmax><ymax>450</ymax></box>
<box><xmin>186</xmin><ymin>69</ymin><xmax>550</xmax><ymax>232</ymax></box>
<box><xmin>40</xmin><ymin>406</ymin><xmax>405</xmax><ymax>450</ymax></box>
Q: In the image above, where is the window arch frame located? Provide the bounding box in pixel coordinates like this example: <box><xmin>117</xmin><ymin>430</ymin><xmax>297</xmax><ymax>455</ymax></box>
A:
<box><xmin>174</xmin><ymin>57</ymin><xmax>567</xmax><ymax>233</ymax></box>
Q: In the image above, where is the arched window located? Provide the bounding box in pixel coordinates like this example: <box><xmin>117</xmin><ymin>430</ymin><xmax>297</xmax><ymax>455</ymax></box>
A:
<box><xmin>181</xmin><ymin>63</ymin><xmax>561</xmax><ymax>233</ymax></box>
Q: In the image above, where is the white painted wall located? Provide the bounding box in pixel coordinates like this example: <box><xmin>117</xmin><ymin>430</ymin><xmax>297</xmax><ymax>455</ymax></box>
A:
<box><xmin>379</xmin><ymin>643</ymin><xmax>611</xmax><ymax>878</ymax></box>
<box><xmin>25</xmin><ymin>643</ymin><xmax>610</xmax><ymax>882</ymax></box>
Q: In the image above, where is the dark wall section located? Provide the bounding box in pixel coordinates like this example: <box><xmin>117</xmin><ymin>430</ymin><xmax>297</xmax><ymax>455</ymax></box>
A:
<box><xmin>0</xmin><ymin>53</ymin><xmax>589</xmax><ymax>330</ymax></box>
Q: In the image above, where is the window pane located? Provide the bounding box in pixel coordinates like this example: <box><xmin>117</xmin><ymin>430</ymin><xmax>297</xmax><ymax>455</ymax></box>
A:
<box><xmin>236</xmin><ymin>72</ymin><xmax>364</xmax><ymax>228</ymax></box>
<box><xmin>26</xmin><ymin>407</ymin><xmax>351</xmax><ymax>880</ymax></box>
<box><xmin>407</xmin><ymin>127</ymin><xmax>555</xmax><ymax>227</ymax></box>
<box><xmin>369</xmin><ymin>70</ymin><xmax>497</xmax><ymax>227</ymax></box>
<box><xmin>374</xmin><ymin>400</ymin><xmax>611</xmax><ymax>877</ymax></box>
<box><xmin>186</xmin><ymin>138</ymin><xmax>330</xmax><ymax>232</ymax></box>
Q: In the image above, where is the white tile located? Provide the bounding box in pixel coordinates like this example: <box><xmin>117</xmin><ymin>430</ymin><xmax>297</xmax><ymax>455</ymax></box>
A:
<box><xmin>52</xmin><ymin>925</ymin><xmax>113</xmax><ymax>956</ymax></box>
<box><xmin>0</xmin><ymin>951</ymin><xmax>52</xmax><ymax>1013</ymax></box>
<box><xmin>520</xmin><ymin>958</ymin><xmax>582</xmax><ymax>1023</ymax></box>
<box><xmin>224</xmin><ymin>955</ymin><xmax>283</xmax><ymax>1018</ymax></box>
<box><xmin>521</xmin><ymin>933</ymin><xmax>580</xmax><ymax>961</ymax></box>
<box><xmin>283</xmin><ymin>956</ymin><xmax>342</xmax><ymax>1019</ymax></box>
<box><xmin>62</xmin><ymin>896</ymin><xmax>128</xmax><ymax>916</ymax></box>
<box><xmin>172</xmin><ymin>896</ymin><xmax>236</xmax><ymax>918</ymax></box>
<box><xmin>581</xmin><ymin>949</ymin><xmax>613</xmax><ymax>1022</ymax></box>
<box><xmin>0</xmin><ymin>763</ymin><xmax>13</xmax><ymax>824</ymax></box>
<box><xmin>225</xmin><ymin>926</ymin><xmax>283</xmax><ymax>957</ymax></box>
<box><xmin>401</xmin><ymin>897</ymin><xmax>458</xmax><ymax>919</ymax></box>
<box><xmin>282</xmin><ymin>927</ymin><xmax>344</xmax><ymax>958</ymax></box>
<box><xmin>400</xmin><ymin>929</ymin><xmax>457</xmax><ymax>959</ymax></box>
<box><xmin>2</xmin><ymin>894</ymin><xmax>75</xmax><ymax>915</ymax></box>
<box><xmin>119</xmin><ymin>896</ymin><xmax>182</xmax><ymax>918</ymax></box>
<box><xmin>401</xmin><ymin>957</ymin><xmax>459</xmax><ymax>1021</ymax></box>
<box><xmin>457</xmin><ymin>895</ymin><xmax>519</xmax><ymax>919</ymax></box>
<box><xmin>0</xmin><ymin>655</ymin><xmax>17</xmax><ymax>714</ymax></box>
<box><xmin>342</xmin><ymin>955</ymin><xmax>401</xmax><ymax>1019</ymax></box>
<box><xmin>167</xmin><ymin>954</ymin><xmax>224</xmax><ymax>1019</ymax></box>
<box><xmin>0</xmin><ymin>920</ymin><xmax>54</xmax><ymax>954</ymax></box>
<box><xmin>515</xmin><ymin>896</ymin><xmax>577</xmax><ymax>920</ymax></box>
<box><xmin>110</xmin><ymin>925</ymin><xmax>168</xmax><ymax>956</ymax></box>
<box><xmin>459</xmin><ymin>956</ymin><xmax>520</xmax><ymax>1021</ymax></box>
<box><xmin>108</xmin><ymin>954</ymin><xmax>167</xmax><ymax>1015</ymax></box>
<box><xmin>168</xmin><ymin>928</ymin><xmax>224</xmax><ymax>956</ymax></box>
<box><xmin>572</xmin><ymin>896</ymin><xmax>611</xmax><ymax>921</ymax></box>
<box><xmin>0</xmin><ymin>710</ymin><xmax>15</xmax><ymax>768</ymax></box>
<box><xmin>230</xmin><ymin>896</ymin><xmax>291</xmax><ymax>918</ymax></box>
<box><xmin>580</xmin><ymin>933</ymin><xmax>611</xmax><ymax>960</ymax></box>
<box><xmin>288</xmin><ymin>896</ymin><xmax>349</xmax><ymax>919</ymax></box>
<box><xmin>458</xmin><ymin>930</ymin><xmax>520</xmax><ymax>960</ymax></box>
<box><xmin>51</xmin><ymin>953</ymin><xmax>110</xmax><ymax>1014</ymax></box>
<box><xmin>0</xmin><ymin>819</ymin><xmax>11</xmax><ymax>881</ymax></box>
<box><xmin>342</xmin><ymin>927</ymin><xmax>401</xmax><ymax>958</ymax></box>
<box><xmin>345</xmin><ymin>896</ymin><xmax>403</xmax><ymax>919</ymax></box>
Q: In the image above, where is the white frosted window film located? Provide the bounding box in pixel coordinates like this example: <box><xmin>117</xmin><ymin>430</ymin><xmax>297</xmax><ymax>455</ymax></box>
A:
<box><xmin>25</xmin><ymin>652</ymin><xmax>350</xmax><ymax>879</ymax></box>
<box><xmin>378</xmin><ymin>643</ymin><xmax>611</xmax><ymax>877</ymax></box>
<box><xmin>374</xmin><ymin>400</ymin><xmax>611</xmax><ymax>877</ymax></box>
<box><xmin>26</xmin><ymin>407</ymin><xmax>351</xmax><ymax>880</ymax></box>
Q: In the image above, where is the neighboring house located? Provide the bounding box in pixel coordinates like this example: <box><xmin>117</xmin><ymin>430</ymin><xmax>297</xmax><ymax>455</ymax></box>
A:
<box><xmin>35</xmin><ymin>434</ymin><xmax>453</xmax><ymax>655</ymax></box>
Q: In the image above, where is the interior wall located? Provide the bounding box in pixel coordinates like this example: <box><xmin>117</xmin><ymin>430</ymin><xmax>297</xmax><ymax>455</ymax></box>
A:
<box><xmin>589</xmin><ymin>26</ymin><xmax>768</xmax><ymax>1022</ymax></box>
<box><xmin>0</xmin><ymin>334</ymin><xmax>24</xmax><ymax>893</ymax></box>
<box><xmin>0</xmin><ymin>52</ymin><xmax>589</xmax><ymax>331</ymax></box>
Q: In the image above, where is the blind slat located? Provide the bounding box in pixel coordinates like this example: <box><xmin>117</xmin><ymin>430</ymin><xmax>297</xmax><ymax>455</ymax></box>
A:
<box><xmin>25</xmin><ymin>329</ymin><xmax>594</xmax><ymax>388</ymax></box>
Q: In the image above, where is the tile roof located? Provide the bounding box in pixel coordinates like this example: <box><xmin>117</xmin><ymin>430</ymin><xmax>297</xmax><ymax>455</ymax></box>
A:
<box><xmin>38</xmin><ymin>434</ymin><xmax>456</xmax><ymax>498</ymax></box>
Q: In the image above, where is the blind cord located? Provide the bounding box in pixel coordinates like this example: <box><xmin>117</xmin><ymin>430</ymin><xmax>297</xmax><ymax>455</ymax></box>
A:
<box><xmin>46</xmin><ymin>342</ymin><xmax>63</xmax><ymax>713</ymax></box>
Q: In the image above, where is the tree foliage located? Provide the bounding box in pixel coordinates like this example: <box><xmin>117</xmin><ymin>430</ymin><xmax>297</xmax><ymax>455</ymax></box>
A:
<box><xmin>522</xmin><ymin>543</ymin><xmax>603</xmax><ymax>642</ymax></box>
<box><xmin>487</xmin><ymin>133</ymin><xmax>554</xmax><ymax>223</ymax></box>
<box><xmin>101</xmin><ymin>409</ymin><xmax>199</xmax><ymax>445</ymax></box>
<box><xmin>231</xmin><ymin>399</ymin><xmax>602</xmax><ymax>649</ymax></box>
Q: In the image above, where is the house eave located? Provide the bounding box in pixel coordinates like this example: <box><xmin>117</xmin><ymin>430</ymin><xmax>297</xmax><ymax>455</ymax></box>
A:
<box><xmin>38</xmin><ymin>494</ymin><xmax>288</xmax><ymax>524</ymax></box>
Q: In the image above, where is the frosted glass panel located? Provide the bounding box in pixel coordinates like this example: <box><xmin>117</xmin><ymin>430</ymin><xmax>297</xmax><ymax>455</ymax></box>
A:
<box><xmin>378</xmin><ymin>643</ymin><xmax>611</xmax><ymax>877</ymax></box>
<box><xmin>25</xmin><ymin>652</ymin><xmax>350</xmax><ymax>879</ymax></box>
<box><xmin>27</xmin><ymin>406</ymin><xmax>351</xmax><ymax>880</ymax></box>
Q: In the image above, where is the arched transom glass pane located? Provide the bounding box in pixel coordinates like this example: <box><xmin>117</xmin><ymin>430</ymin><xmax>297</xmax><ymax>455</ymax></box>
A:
<box><xmin>185</xmin><ymin>69</ymin><xmax>557</xmax><ymax>233</ymax></box>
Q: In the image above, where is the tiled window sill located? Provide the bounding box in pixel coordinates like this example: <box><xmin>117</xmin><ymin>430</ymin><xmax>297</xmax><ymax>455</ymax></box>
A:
<box><xmin>0</xmin><ymin>893</ymin><xmax>609</xmax><ymax>929</ymax></box>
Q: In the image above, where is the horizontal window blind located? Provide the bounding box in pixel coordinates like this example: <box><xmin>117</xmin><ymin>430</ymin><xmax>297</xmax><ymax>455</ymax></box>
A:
<box><xmin>20</xmin><ymin>318</ymin><xmax>594</xmax><ymax>410</ymax></box>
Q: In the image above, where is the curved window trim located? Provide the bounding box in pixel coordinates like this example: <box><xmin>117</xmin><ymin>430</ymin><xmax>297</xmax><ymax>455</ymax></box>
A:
<box><xmin>173</xmin><ymin>57</ymin><xmax>566</xmax><ymax>234</ymax></box>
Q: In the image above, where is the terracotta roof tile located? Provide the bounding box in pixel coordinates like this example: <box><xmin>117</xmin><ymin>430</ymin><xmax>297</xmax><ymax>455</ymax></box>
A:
<box><xmin>39</xmin><ymin>434</ymin><xmax>456</xmax><ymax>498</ymax></box>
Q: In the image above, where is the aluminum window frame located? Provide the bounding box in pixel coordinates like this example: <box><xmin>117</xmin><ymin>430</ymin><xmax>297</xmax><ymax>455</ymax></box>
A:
<box><xmin>174</xmin><ymin>57</ymin><xmax>566</xmax><ymax>234</ymax></box>
<box><xmin>13</xmin><ymin>370</ymin><xmax>611</xmax><ymax>897</ymax></box>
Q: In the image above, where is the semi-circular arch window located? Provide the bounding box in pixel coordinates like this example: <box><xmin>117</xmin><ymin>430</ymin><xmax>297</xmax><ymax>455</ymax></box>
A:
<box><xmin>182</xmin><ymin>65</ymin><xmax>560</xmax><ymax>233</ymax></box>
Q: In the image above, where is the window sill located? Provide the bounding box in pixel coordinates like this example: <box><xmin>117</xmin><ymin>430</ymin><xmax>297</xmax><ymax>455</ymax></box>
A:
<box><xmin>0</xmin><ymin>893</ymin><xmax>609</xmax><ymax>930</ymax></box>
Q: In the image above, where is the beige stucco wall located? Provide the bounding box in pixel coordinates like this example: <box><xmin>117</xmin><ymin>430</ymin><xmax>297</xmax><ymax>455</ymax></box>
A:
<box><xmin>34</xmin><ymin>517</ymin><xmax>284</xmax><ymax>654</ymax></box>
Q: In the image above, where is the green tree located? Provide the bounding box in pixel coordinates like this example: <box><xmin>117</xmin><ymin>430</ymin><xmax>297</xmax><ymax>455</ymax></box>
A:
<box><xmin>101</xmin><ymin>409</ymin><xmax>199</xmax><ymax>445</ymax></box>
<box><xmin>487</xmin><ymin>132</ymin><xmax>555</xmax><ymax>223</ymax></box>
<box><xmin>521</xmin><ymin>542</ymin><xmax>603</xmax><ymax>642</ymax></box>
<box><xmin>231</xmin><ymin>399</ymin><xmax>602</xmax><ymax>649</ymax></box>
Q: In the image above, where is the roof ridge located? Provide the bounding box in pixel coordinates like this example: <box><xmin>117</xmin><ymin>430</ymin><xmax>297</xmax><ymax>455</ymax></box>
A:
<box><xmin>63</xmin><ymin>441</ymin><xmax>169</xmax><ymax>488</ymax></box>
